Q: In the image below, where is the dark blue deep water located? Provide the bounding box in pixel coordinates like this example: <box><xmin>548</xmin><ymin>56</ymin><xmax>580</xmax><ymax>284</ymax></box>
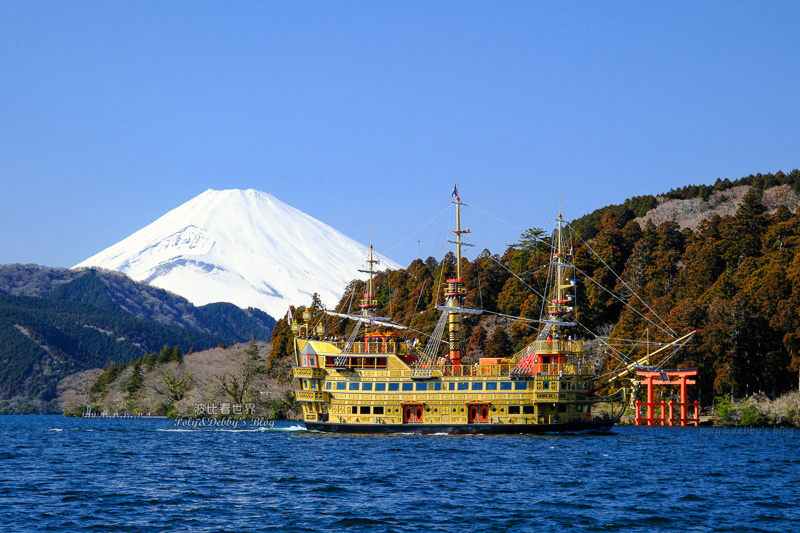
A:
<box><xmin>1</xmin><ymin>416</ymin><xmax>799</xmax><ymax>532</ymax></box>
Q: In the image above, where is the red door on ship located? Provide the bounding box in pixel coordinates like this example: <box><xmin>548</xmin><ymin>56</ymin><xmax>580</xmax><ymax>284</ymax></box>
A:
<box><xmin>402</xmin><ymin>405</ymin><xmax>424</xmax><ymax>423</ymax></box>
<box><xmin>468</xmin><ymin>404</ymin><xmax>490</xmax><ymax>423</ymax></box>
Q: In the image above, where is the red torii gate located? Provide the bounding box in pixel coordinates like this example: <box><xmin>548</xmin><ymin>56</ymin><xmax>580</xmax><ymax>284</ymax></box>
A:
<box><xmin>634</xmin><ymin>368</ymin><xmax>699</xmax><ymax>427</ymax></box>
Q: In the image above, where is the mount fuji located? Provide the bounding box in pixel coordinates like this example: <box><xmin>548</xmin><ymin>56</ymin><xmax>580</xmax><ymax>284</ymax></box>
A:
<box><xmin>74</xmin><ymin>189</ymin><xmax>400</xmax><ymax>319</ymax></box>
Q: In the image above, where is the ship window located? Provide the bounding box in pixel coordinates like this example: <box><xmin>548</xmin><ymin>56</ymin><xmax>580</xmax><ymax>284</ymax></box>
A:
<box><xmin>360</xmin><ymin>406</ymin><xmax>370</xmax><ymax>414</ymax></box>
<box><xmin>509</xmin><ymin>406</ymin><xmax>520</xmax><ymax>414</ymax></box>
<box><xmin>308</xmin><ymin>356</ymin><xmax>317</xmax><ymax>367</ymax></box>
<box><xmin>415</xmin><ymin>383</ymin><xmax>427</xmax><ymax>391</ymax></box>
<box><xmin>500</xmin><ymin>382</ymin><xmax>512</xmax><ymax>390</ymax></box>
<box><xmin>458</xmin><ymin>382</ymin><xmax>469</xmax><ymax>391</ymax></box>
<box><xmin>336</xmin><ymin>382</ymin><xmax>346</xmax><ymax>390</ymax></box>
<box><xmin>514</xmin><ymin>382</ymin><xmax>527</xmax><ymax>390</ymax></box>
<box><xmin>349</xmin><ymin>382</ymin><xmax>359</xmax><ymax>390</ymax></box>
<box><xmin>402</xmin><ymin>383</ymin><xmax>413</xmax><ymax>391</ymax></box>
<box><xmin>472</xmin><ymin>382</ymin><xmax>483</xmax><ymax>391</ymax></box>
<box><xmin>523</xmin><ymin>405</ymin><xmax>534</xmax><ymax>414</ymax></box>
<box><xmin>433</xmin><ymin>383</ymin><xmax>442</xmax><ymax>391</ymax></box>
<box><xmin>486</xmin><ymin>382</ymin><xmax>497</xmax><ymax>390</ymax></box>
<box><xmin>542</xmin><ymin>381</ymin><xmax>550</xmax><ymax>390</ymax></box>
<box><xmin>301</xmin><ymin>355</ymin><xmax>308</xmax><ymax>367</ymax></box>
<box><xmin>362</xmin><ymin>383</ymin><xmax>373</xmax><ymax>391</ymax></box>
<box><xmin>305</xmin><ymin>380</ymin><xmax>316</xmax><ymax>390</ymax></box>
<box><xmin>388</xmin><ymin>383</ymin><xmax>399</xmax><ymax>391</ymax></box>
<box><xmin>326</xmin><ymin>382</ymin><xmax>332</xmax><ymax>390</ymax></box>
<box><xmin>375</xmin><ymin>383</ymin><xmax>386</xmax><ymax>391</ymax></box>
<box><xmin>351</xmin><ymin>406</ymin><xmax>358</xmax><ymax>414</ymax></box>
<box><xmin>374</xmin><ymin>406</ymin><xmax>384</xmax><ymax>415</ymax></box>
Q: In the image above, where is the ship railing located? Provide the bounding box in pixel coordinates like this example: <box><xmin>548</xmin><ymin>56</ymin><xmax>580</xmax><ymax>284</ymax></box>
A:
<box><xmin>321</xmin><ymin>340</ymin><xmax>413</xmax><ymax>356</ymax></box>
<box><xmin>323</xmin><ymin>354</ymin><xmax>390</xmax><ymax>370</ymax></box>
<box><xmin>292</xmin><ymin>367</ymin><xmax>326</xmax><ymax>379</ymax></box>
<box><xmin>426</xmin><ymin>362</ymin><xmax>595</xmax><ymax>378</ymax></box>
<box><xmin>294</xmin><ymin>390</ymin><xmax>330</xmax><ymax>403</ymax></box>
<box><xmin>513</xmin><ymin>340</ymin><xmax>585</xmax><ymax>361</ymax></box>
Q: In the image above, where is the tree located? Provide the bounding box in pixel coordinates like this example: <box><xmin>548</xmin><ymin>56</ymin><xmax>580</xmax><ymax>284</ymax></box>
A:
<box><xmin>153</xmin><ymin>369</ymin><xmax>194</xmax><ymax>403</ymax></box>
<box><xmin>507</xmin><ymin>228</ymin><xmax>550</xmax><ymax>253</ymax></box>
<box><xmin>722</xmin><ymin>187</ymin><xmax>767</xmax><ymax>267</ymax></box>
<box><xmin>124</xmin><ymin>362</ymin><xmax>144</xmax><ymax>396</ymax></box>
<box><xmin>484</xmin><ymin>327</ymin><xmax>512</xmax><ymax>359</ymax></box>
<box><xmin>218</xmin><ymin>337</ymin><xmax>265</xmax><ymax>410</ymax></box>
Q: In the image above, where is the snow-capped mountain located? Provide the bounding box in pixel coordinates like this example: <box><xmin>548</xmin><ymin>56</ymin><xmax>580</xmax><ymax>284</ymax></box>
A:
<box><xmin>74</xmin><ymin>189</ymin><xmax>400</xmax><ymax>318</ymax></box>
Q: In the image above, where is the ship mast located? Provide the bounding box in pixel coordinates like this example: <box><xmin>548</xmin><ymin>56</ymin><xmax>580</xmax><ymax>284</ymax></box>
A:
<box><xmin>358</xmin><ymin>228</ymin><xmax>379</xmax><ymax>321</ymax></box>
<box><xmin>548</xmin><ymin>202</ymin><xmax>576</xmax><ymax>332</ymax></box>
<box><xmin>446</xmin><ymin>183</ymin><xmax>471</xmax><ymax>365</ymax></box>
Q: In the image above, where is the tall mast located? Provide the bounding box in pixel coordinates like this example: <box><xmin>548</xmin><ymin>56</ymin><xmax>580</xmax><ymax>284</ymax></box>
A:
<box><xmin>556</xmin><ymin>208</ymin><xmax>564</xmax><ymax>312</ymax></box>
<box><xmin>359</xmin><ymin>228</ymin><xmax>379</xmax><ymax>319</ymax></box>
<box><xmin>446</xmin><ymin>182</ymin><xmax>470</xmax><ymax>365</ymax></box>
<box><xmin>548</xmin><ymin>202</ymin><xmax>576</xmax><ymax>332</ymax></box>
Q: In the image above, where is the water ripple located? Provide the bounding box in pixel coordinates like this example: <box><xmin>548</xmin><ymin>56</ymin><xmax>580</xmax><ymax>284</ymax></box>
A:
<box><xmin>1</xmin><ymin>418</ymin><xmax>800</xmax><ymax>532</ymax></box>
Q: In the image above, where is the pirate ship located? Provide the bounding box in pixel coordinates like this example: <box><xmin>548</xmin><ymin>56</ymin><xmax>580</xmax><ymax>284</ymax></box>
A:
<box><xmin>292</xmin><ymin>189</ymin><xmax>693</xmax><ymax>433</ymax></box>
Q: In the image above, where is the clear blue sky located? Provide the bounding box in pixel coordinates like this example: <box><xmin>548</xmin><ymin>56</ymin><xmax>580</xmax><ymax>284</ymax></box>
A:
<box><xmin>2</xmin><ymin>1</ymin><xmax>798</xmax><ymax>269</ymax></box>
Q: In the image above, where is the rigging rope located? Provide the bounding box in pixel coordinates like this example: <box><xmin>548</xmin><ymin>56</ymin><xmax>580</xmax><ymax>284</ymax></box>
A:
<box><xmin>567</xmin><ymin>223</ymin><xmax>677</xmax><ymax>337</ymax></box>
<box><xmin>413</xmin><ymin>310</ymin><xmax>449</xmax><ymax>378</ymax></box>
<box><xmin>576</xmin><ymin>322</ymin><xmax>634</xmax><ymax>365</ymax></box>
<box><xmin>573</xmin><ymin>264</ymin><xmax>675</xmax><ymax>339</ymax></box>
<box><xmin>405</xmin><ymin>280</ymin><xmax>427</xmax><ymax>341</ymax></box>
<box><xmin>334</xmin><ymin>321</ymin><xmax>362</xmax><ymax>367</ymax></box>
<box><xmin>489</xmin><ymin>255</ymin><xmax>547</xmax><ymax>301</ymax></box>
<box><xmin>380</xmin><ymin>205</ymin><xmax>450</xmax><ymax>256</ymax></box>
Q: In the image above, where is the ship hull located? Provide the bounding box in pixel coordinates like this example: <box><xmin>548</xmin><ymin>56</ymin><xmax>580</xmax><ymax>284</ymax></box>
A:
<box><xmin>304</xmin><ymin>418</ymin><xmax>615</xmax><ymax>434</ymax></box>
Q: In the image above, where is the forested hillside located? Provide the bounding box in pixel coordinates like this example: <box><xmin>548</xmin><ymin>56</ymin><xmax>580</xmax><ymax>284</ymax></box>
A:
<box><xmin>0</xmin><ymin>265</ymin><xmax>275</xmax><ymax>340</ymax></box>
<box><xmin>0</xmin><ymin>265</ymin><xmax>275</xmax><ymax>413</ymax></box>
<box><xmin>0</xmin><ymin>294</ymin><xmax>229</xmax><ymax>413</ymax></box>
<box><xmin>270</xmin><ymin>170</ymin><xmax>800</xmax><ymax>406</ymax></box>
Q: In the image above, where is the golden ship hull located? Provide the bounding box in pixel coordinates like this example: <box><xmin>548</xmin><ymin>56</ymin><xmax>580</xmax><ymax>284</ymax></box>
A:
<box><xmin>293</xmin><ymin>338</ymin><xmax>615</xmax><ymax>434</ymax></box>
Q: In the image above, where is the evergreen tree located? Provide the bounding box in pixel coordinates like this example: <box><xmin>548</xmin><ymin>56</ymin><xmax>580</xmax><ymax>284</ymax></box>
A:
<box><xmin>484</xmin><ymin>327</ymin><xmax>512</xmax><ymax>359</ymax></box>
<box><xmin>722</xmin><ymin>187</ymin><xmax>767</xmax><ymax>267</ymax></box>
<box><xmin>124</xmin><ymin>362</ymin><xmax>144</xmax><ymax>396</ymax></box>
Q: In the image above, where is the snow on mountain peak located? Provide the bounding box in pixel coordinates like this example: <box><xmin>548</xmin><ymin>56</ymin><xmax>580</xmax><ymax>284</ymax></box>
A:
<box><xmin>74</xmin><ymin>188</ymin><xmax>401</xmax><ymax>318</ymax></box>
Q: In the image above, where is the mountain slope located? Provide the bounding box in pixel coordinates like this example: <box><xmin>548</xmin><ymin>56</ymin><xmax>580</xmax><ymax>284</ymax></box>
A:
<box><xmin>0</xmin><ymin>264</ymin><xmax>274</xmax><ymax>342</ymax></box>
<box><xmin>75</xmin><ymin>189</ymin><xmax>400</xmax><ymax>317</ymax></box>
<box><xmin>0</xmin><ymin>293</ymin><xmax>229</xmax><ymax>410</ymax></box>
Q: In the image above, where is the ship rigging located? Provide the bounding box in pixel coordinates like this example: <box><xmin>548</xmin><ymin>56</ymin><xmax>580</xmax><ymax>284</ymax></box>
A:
<box><xmin>291</xmin><ymin>187</ymin><xmax>694</xmax><ymax>433</ymax></box>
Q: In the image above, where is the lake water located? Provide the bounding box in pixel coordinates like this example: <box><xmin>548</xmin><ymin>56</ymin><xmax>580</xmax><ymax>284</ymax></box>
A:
<box><xmin>1</xmin><ymin>415</ymin><xmax>798</xmax><ymax>532</ymax></box>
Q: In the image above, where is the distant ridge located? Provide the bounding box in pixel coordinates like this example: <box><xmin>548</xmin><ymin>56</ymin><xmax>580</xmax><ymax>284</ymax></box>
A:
<box><xmin>570</xmin><ymin>169</ymin><xmax>800</xmax><ymax>239</ymax></box>
<box><xmin>75</xmin><ymin>189</ymin><xmax>400</xmax><ymax>317</ymax></box>
<box><xmin>635</xmin><ymin>184</ymin><xmax>799</xmax><ymax>231</ymax></box>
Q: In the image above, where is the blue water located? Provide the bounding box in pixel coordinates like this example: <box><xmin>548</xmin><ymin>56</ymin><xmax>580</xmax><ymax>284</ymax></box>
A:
<box><xmin>1</xmin><ymin>416</ymin><xmax>798</xmax><ymax>532</ymax></box>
